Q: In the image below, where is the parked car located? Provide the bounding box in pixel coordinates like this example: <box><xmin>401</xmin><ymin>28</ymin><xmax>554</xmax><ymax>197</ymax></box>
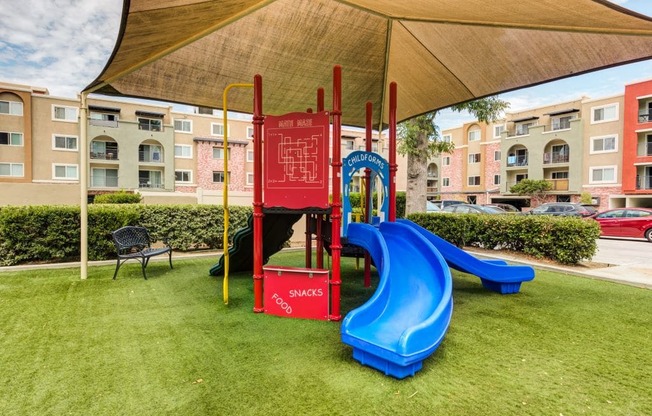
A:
<box><xmin>528</xmin><ymin>202</ymin><xmax>597</xmax><ymax>217</ymax></box>
<box><xmin>431</xmin><ymin>200</ymin><xmax>465</xmax><ymax>209</ymax></box>
<box><xmin>426</xmin><ymin>200</ymin><xmax>441</xmax><ymax>212</ymax></box>
<box><xmin>441</xmin><ymin>204</ymin><xmax>507</xmax><ymax>214</ymax></box>
<box><xmin>593</xmin><ymin>208</ymin><xmax>652</xmax><ymax>242</ymax></box>
<box><xmin>482</xmin><ymin>203</ymin><xmax>520</xmax><ymax>213</ymax></box>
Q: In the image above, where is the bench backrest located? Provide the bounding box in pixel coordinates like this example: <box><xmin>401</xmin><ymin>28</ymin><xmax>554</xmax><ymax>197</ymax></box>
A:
<box><xmin>112</xmin><ymin>226</ymin><xmax>152</xmax><ymax>252</ymax></box>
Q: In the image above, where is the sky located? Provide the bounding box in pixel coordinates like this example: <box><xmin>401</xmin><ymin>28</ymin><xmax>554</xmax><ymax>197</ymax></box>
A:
<box><xmin>1</xmin><ymin>0</ymin><xmax>652</xmax><ymax>130</ymax></box>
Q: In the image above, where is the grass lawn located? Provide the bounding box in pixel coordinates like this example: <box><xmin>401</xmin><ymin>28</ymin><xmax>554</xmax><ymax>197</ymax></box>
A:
<box><xmin>1</xmin><ymin>250</ymin><xmax>650</xmax><ymax>415</ymax></box>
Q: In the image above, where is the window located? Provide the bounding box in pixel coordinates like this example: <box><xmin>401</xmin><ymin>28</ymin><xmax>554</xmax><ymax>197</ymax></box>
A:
<box><xmin>213</xmin><ymin>147</ymin><xmax>230</xmax><ymax>160</ymax></box>
<box><xmin>590</xmin><ymin>166</ymin><xmax>616</xmax><ymax>184</ymax></box>
<box><xmin>174</xmin><ymin>119</ymin><xmax>192</xmax><ymax>133</ymax></box>
<box><xmin>211</xmin><ymin>123</ymin><xmax>225</xmax><ymax>136</ymax></box>
<box><xmin>468</xmin><ymin>153</ymin><xmax>481</xmax><ymax>164</ymax></box>
<box><xmin>139</xmin><ymin>144</ymin><xmax>162</xmax><ymax>162</ymax></box>
<box><xmin>442</xmin><ymin>156</ymin><xmax>451</xmax><ymax>166</ymax></box>
<box><xmin>246</xmin><ymin>172</ymin><xmax>254</xmax><ymax>185</ymax></box>
<box><xmin>91</xmin><ymin>141</ymin><xmax>119</xmax><ymax>160</ymax></box>
<box><xmin>175</xmin><ymin>170</ymin><xmax>192</xmax><ymax>183</ymax></box>
<box><xmin>0</xmin><ymin>100</ymin><xmax>23</xmax><ymax>115</ymax></box>
<box><xmin>442</xmin><ymin>134</ymin><xmax>452</xmax><ymax>143</ymax></box>
<box><xmin>493</xmin><ymin>124</ymin><xmax>505</xmax><ymax>138</ymax></box>
<box><xmin>53</xmin><ymin>105</ymin><xmax>77</xmax><ymax>122</ymax></box>
<box><xmin>0</xmin><ymin>163</ymin><xmax>23</xmax><ymax>177</ymax></box>
<box><xmin>139</xmin><ymin>170</ymin><xmax>163</xmax><ymax>188</ymax></box>
<box><xmin>213</xmin><ymin>171</ymin><xmax>229</xmax><ymax>183</ymax></box>
<box><xmin>372</xmin><ymin>143</ymin><xmax>379</xmax><ymax>152</ymax></box>
<box><xmin>494</xmin><ymin>150</ymin><xmax>501</xmax><ymax>161</ymax></box>
<box><xmin>53</xmin><ymin>164</ymin><xmax>78</xmax><ymax>180</ymax></box>
<box><xmin>551</xmin><ymin>116</ymin><xmax>572</xmax><ymax>131</ymax></box>
<box><xmin>53</xmin><ymin>135</ymin><xmax>78</xmax><ymax>151</ymax></box>
<box><xmin>91</xmin><ymin>168</ymin><xmax>118</xmax><ymax>187</ymax></box>
<box><xmin>591</xmin><ymin>135</ymin><xmax>618</xmax><ymax>154</ymax></box>
<box><xmin>0</xmin><ymin>132</ymin><xmax>23</xmax><ymax>146</ymax></box>
<box><xmin>138</xmin><ymin>118</ymin><xmax>162</xmax><ymax>132</ymax></box>
<box><xmin>516</xmin><ymin>173</ymin><xmax>528</xmax><ymax>183</ymax></box>
<box><xmin>591</xmin><ymin>103</ymin><xmax>619</xmax><ymax>123</ymax></box>
<box><xmin>247</xmin><ymin>126</ymin><xmax>254</xmax><ymax>138</ymax></box>
<box><xmin>247</xmin><ymin>150</ymin><xmax>254</xmax><ymax>162</ymax></box>
<box><xmin>493</xmin><ymin>174</ymin><xmax>501</xmax><ymax>185</ymax></box>
<box><xmin>174</xmin><ymin>145</ymin><xmax>192</xmax><ymax>158</ymax></box>
<box><xmin>468</xmin><ymin>129</ymin><xmax>481</xmax><ymax>142</ymax></box>
<box><xmin>551</xmin><ymin>171</ymin><xmax>569</xmax><ymax>179</ymax></box>
<box><xmin>89</xmin><ymin>112</ymin><xmax>118</xmax><ymax>127</ymax></box>
<box><xmin>515</xmin><ymin>122</ymin><xmax>535</xmax><ymax>136</ymax></box>
<box><xmin>442</xmin><ymin>177</ymin><xmax>450</xmax><ymax>187</ymax></box>
<box><xmin>345</xmin><ymin>140</ymin><xmax>355</xmax><ymax>150</ymax></box>
<box><xmin>467</xmin><ymin>176</ymin><xmax>481</xmax><ymax>186</ymax></box>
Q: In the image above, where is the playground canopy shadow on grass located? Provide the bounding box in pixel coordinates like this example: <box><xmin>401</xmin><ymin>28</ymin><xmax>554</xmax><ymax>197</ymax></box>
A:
<box><xmin>1</xmin><ymin>250</ymin><xmax>650</xmax><ymax>415</ymax></box>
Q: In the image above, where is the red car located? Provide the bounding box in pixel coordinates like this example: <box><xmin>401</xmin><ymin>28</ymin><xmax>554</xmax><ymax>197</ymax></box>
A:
<box><xmin>593</xmin><ymin>208</ymin><xmax>652</xmax><ymax>242</ymax></box>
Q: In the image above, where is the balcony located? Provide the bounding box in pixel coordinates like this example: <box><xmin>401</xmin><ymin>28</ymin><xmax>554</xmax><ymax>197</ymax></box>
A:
<box><xmin>636</xmin><ymin>175</ymin><xmax>652</xmax><ymax>190</ymax></box>
<box><xmin>139</xmin><ymin>180</ymin><xmax>165</xmax><ymax>189</ymax></box>
<box><xmin>545</xmin><ymin>179</ymin><xmax>569</xmax><ymax>191</ymax></box>
<box><xmin>638</xmin><ymin>113</ymin><xmax>652</xmax><ymax>123</ymax></box>
<box><xmin>543</xmin><ymin>152</ymin><xmax>569</xmax><ymax>164</ymax></box>
<box><xmin>426</xmin><ymin>186</ymin><xmax>438</xmax><ymax>194</ymax></box>
<box><xmin>507</xmin><ymin>155</ymin><xmax>528</xmax><ymax>167</ymax></box>
<box><xmin>139</xmin><ymin>151</ymin><xmax>163</xmax><ymax>163</ymax></box>
<box><xmin>90</xmin><ymin>150</ymin><xmax>119</xmax><ymax>161</ymax></box>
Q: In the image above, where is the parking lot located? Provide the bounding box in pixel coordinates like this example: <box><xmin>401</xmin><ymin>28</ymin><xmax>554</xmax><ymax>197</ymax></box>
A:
<box><xmin>584</xmin><ymin>237</ymin><xmax>652</xmax><ymax>288</ymax></box>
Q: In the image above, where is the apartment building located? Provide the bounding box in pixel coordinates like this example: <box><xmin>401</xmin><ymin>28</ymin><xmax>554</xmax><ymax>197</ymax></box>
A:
<box><xmin>1</xmin><ymin>81</ymin><xmax>391</xmax><ymax>206</ymax></box>
<box><xmin>434</xmin><ymin>79</ymin><xmax>652</xmax><ymax>210</ymax></box>
<box><xmin>622</xmin><ymin>79</ymin><xmax>652</xmax><ymax>206</ymax></box>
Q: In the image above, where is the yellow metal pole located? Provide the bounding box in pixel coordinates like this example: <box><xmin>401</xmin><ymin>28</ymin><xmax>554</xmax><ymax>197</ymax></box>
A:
<box><xmin>222</xmin><ymin>83</ymin><xmax>253</xmax><ymax>305</ymax></box>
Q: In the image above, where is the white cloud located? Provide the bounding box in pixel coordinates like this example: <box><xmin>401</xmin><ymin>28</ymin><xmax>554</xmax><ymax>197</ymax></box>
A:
<box><xmin>0</xmin><ymin>0</ymin><xmax>121</xmax><ymax>97</ymax></box>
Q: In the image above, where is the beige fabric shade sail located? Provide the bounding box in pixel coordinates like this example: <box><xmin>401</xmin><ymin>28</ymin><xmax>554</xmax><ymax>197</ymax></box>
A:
<box><xmin>86</xmin><ymin>0</ymin><xmax>652</xmax><ymax>128</ymax></box>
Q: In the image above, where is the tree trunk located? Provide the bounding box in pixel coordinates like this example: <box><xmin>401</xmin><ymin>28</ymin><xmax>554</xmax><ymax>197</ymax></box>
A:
<box><xmin>405</xmin><ymin>131</ymin><xmax>429</xmax><ymax>215</ymax></box>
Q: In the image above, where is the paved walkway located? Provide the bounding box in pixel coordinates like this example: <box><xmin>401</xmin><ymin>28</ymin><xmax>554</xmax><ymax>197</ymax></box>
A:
<box><xmin>1</xmin><ymin>242</ymin><xmax>650</xmax><ymax>289</ymax></box>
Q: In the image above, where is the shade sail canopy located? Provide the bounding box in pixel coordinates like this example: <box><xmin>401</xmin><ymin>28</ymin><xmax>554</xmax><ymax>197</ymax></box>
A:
<box><xmin>86</xmin><ymin>0</ymin><xmax>652</xmax><ymax>128</ymax></box>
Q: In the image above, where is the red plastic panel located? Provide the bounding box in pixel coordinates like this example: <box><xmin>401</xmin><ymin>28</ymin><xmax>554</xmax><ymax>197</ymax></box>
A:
<box><xmin>264</xmin><ymin>111</ymin><xmax>330</xmax><ymax>209</ymax></box>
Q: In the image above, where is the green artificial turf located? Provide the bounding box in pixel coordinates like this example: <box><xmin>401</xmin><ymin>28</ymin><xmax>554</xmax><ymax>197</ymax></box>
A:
<box><xmin>0</xmin><ymin>251</ymin><xmax>650</xmax><ymax>415</ymax></box>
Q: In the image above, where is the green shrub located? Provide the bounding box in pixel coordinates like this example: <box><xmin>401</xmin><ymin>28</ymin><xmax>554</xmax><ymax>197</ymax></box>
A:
<box><xmin>0</xmin><ymin>204</ymin><xmax>253</xmax><ymax>266</ymax></box>
<box><xmin>94</xmin><ymin>191</ymin><xmax>142</xmax><ymax>204</ymax></box>
<box><xmin>407</xmin><ymin>213</ymin><xmax>600</xmax><ymax>265</ymax></box>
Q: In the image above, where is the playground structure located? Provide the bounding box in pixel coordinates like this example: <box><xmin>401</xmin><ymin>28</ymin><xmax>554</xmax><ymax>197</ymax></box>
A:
<box><xmin>211</xmin><ymin>66</ymin><xmax>535</xmax><ymax>379</ymax></box>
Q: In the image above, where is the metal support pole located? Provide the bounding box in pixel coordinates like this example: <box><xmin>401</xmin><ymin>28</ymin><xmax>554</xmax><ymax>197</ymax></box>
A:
<box><xmin>253</xmin><ymin>75</ymin><xmax>265</xmax><ymax>313</ymax></box>
<box><xmin>330</xmin><ymin>66</ymin><xmax>343</xmax><ymax>321</ymax></box>
<box><xmin>389</xmin><ymin>82</ymin><xmax>397</xmax><ymax>222</ymax></box>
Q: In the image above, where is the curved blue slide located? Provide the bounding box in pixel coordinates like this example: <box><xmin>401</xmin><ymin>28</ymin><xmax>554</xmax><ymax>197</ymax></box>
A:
<box><xmin>341</xmin><ymin>222</ymin><xmax>453</xmax><ymax>379</ymax></box>
<box><xmin>397</xmin><ymin>219</ymin><xmax>535</xmax><ymax>294</ymax></box>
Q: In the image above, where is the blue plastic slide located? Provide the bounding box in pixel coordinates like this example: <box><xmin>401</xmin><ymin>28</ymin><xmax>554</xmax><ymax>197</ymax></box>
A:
<box><xmin>341</xmin><ymin>222</ymin><xmax>453</xmax><ymax>379</ymax></box>
<box><xmin>397</xmin><ymin>219</ymin><xmax>535</xmax><ymax>294</ymax></box>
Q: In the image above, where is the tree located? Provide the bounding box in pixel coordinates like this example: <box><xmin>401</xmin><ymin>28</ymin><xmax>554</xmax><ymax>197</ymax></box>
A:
<box><xmin>398</xmin><ymin>97</ymin><xmax>509</xmax><ymax>215</ymax></box>
<box><xmin>509</xmin><ymin>179</ymin><xmax>552</xmax><ymax>207</ymax></box>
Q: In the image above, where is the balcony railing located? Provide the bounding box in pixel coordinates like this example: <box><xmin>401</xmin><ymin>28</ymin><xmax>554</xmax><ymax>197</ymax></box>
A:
<box><xmin>139</xmin><ymin>180</ymin><xmax>164</xmax><ymax>189</ymax></box>
<box><xmin>545</xmin><ymin>178</ymin><xmax>569</xmax><ymax>191</ymax></box>
<box><xmin>139</xmin><ymin>151</ymin><xmax>163</xmax><ymax>163</ymax></box>
<box><xmin>427</xmin><ymin>172</ymin><xmax>438</xmax><ymax>178</ymax></box>
<box><xmin>90</xmin><ymin>151</ymin><xmax>119</xmax><ymax>161</ymax></box>
<box><xmin>426</xmin><ymin>187</ymin><xmax>438</xmax><ymax>194</ymax></box>
<box><xmin>507</xmin><ymin>155</ymin><xmax>528</xmax><ymax>167</ymax></box>
<box><xmin>636</xmin><ymin>175</ymin><xmax>652</xmax><ymax>190</ymax></box>
<box><xmin>543</xmin><ymin>152</ymin><xmax>569</xmax><ymax>164</ymax></box>
<box><xmin>89</xmin><ymin>119</ymin><xmax>119</xmax><ymax>128</ymax></box>
<box><xmin>638</xmin><ymin>113</ymin><xmax>652</xmax><ymax>123</ymax></box>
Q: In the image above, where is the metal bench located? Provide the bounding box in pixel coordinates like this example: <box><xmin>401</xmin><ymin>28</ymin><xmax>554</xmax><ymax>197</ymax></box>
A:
<box><xmin>111</xmin><ymin>226</ymin><xmax>172</xmax><ymax>279</ymax></box>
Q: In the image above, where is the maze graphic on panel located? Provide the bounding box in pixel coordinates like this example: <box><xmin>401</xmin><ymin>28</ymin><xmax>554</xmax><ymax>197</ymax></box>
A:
<box><xmin>277</xmin><ymin>134</ymin><xmax>321</xmax><ymax>184</ymax></box>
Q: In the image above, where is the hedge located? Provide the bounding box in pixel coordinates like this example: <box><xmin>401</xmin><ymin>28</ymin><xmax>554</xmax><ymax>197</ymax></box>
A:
<box><xmin>0</xmin><ymin>205</ymin><xmax>252</xmax><ymax>266</ymax></box>
<box><xmin>0</xmin><ymin>204</ymin><xmax>597</xmax><ymax>267</ymax></box>
<box><xmin>407</xmin><ymin>212</ymin><xmax>600</xmax><ymax>265</ymax></box>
